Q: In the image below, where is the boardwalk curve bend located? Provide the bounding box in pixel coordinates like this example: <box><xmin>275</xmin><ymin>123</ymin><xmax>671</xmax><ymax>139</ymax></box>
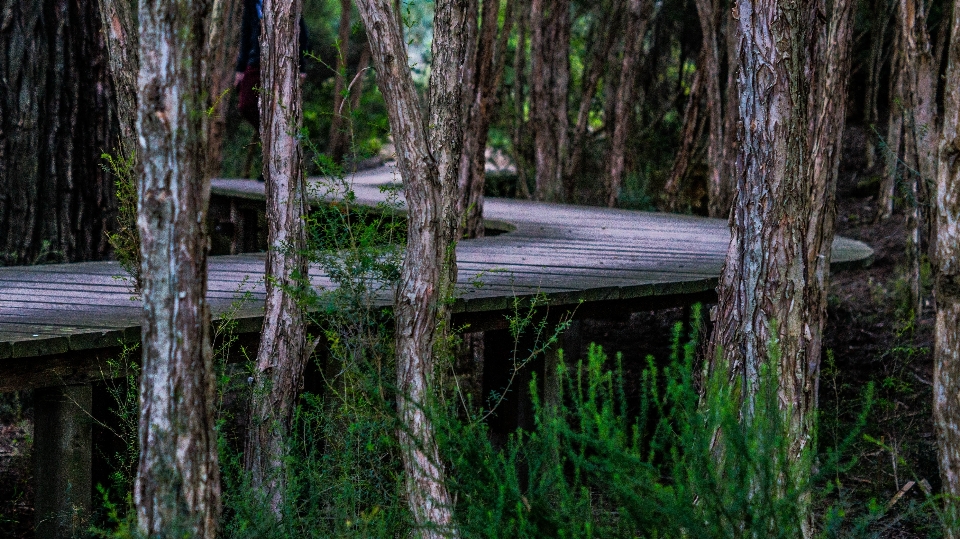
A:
<box><xmin>0</xmin><ymin>165</ymin><xmax>874</xmax><ymax>381</ymax></box>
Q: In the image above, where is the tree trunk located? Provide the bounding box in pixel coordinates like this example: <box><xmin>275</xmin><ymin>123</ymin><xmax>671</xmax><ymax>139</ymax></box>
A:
<box><xmin>134</xmin><ymin>0</ymin><xmax>220</xmax><ymax>537</ymax></box>
<box><xmin>662</xmin><ymin>63</ymin><xmax>705</xmax><ymax>211</ymax></box>
<box><xmin>354</xmin><ymin>0</ymin><xmax>467</xmax><ymax>535</ymax></box>
<box><xmin>329</xmin><ymin>0</ymin><xmax>355</xmax><ymax>164</ymax></box>
<box><xmin>710</xmin><ymin>0</ymin><xmax>854</xmax><ymax>531</ymax></box>
<box><xmin>934</xmin><ymin>1</ymin><xmax>960</xmax><ymax>531</ymax></box>
<box><xmin>459</xmin><ymin>0</ymin><xmax>515</xmax><ymax>239</ymax></box>
<box><xmin>879</xmin><ymin>29</ymin><xmax>905</xmax><ymax>221</ymax></box>
<box><xmin>244</xmin><ymin>0</ymin><xmax>309</xmax><ymax>517</ymax></box>
<box><xmin>206</xmin><ymin>0</ymin><xmax>245</xmax><ymax>177</ymax></box>
<box><xmin>897</xmin><ymin>0</ymin><xmax>938</xmax><ymax>315</ymax></box>
<box><xmin>863</xmin><ymin>0</ymin><xmax>893</xmax><ymax>170</ymax></box>
<box><xmin>529</xmin><ymin>0</ymin><xmax>570</xmax><ymax>202</ymax></box>
<box><xmin>510</xmin><ymin>0</ymin><xmax>533</xmax><ymax>200</ymax></box>
<box><xmin>605</xmin><ymin>0</ymin><xmax>655</xmax><ymax>207</ymax></box>
<box><xmin>694</xmin><ymin>0</ymin><xmax>732</xmax><ymax>218</ymax></box>
<box><xmin>715</xmin><ymin>6</ymin><xmax>740</xmax><ymax>218</ymax></box>
<box><xmin>565</xmin><ymin>0</ymin><xmax>621</xmax><ymax>198</ymax></box>
<box><xmin>99</xmin><ymin>0</ymin><xmax>139</xmax><ymax>155</ymax></box>
<box><xmin>0</xmin><ymin>0</ymin><xmax>119</xmax><ymax>266</ymax></box>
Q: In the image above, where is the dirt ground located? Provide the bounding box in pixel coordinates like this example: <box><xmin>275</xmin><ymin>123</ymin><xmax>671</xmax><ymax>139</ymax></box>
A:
<box><xmin>0</xmin><ymin>125</ymin><xmax>943</xmax><ymax>537</ymax></box>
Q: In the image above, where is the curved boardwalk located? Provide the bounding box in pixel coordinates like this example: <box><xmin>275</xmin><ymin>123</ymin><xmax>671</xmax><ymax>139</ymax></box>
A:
<box><xmin>0</xmin><ymin>166</ymin><xmax>874</xmax><ymax>376</ymax></box>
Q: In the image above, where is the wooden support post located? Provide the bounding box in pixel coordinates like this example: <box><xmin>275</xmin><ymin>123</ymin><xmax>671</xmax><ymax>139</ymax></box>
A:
<box><xmin>33</xmin><ymin>384</ymin><xmax>92</xmax><ymax>539</ymax></box>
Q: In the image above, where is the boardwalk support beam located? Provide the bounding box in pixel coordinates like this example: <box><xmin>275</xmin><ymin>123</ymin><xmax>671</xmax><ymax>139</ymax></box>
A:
<box><xmin>33</xmin><ymin>383</ymin><xmax>92</xmax><ymax>539</ymax></box>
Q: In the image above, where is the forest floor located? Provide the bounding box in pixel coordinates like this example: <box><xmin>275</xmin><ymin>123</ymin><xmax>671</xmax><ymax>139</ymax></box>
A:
<box><xmin>0</xmin><ymin>126</ymin><xmax>942</xmax><ymax>537</ymax></box>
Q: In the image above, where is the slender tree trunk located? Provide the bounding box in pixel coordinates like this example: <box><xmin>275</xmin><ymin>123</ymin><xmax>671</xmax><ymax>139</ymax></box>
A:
<box><xmin>605</xmin><ymin>0</ymin><xmax>655</xmax><ymax>207</ymax></box>
<box><xmin>529</xmin><ymin>0</ymin><xmax>570</xmax><ymax>202</ymax></box>
<box><xmin>244</xmin><ymin>0</ymin><xmax>308</xmax><ymax>518</ymax></box>
<box><xmin>565</xmin><ymin>0</ymin><xmax>621</xmax><ymax>198</ymax></box>
<box><xmin>864</xmin><ymin>0</ymin><xmax>893</xmax><ymax>170</ymax></box>
<box><xmin>715</xmin><ymin>6</ymin><xmax>740</xmax><ymax>218</ymax></box>
<box><xmin>898</xmin><ymin>0</ymin><xmax>938</xmax><ymax>315</ymax></box>
<box><xmin>459</xmin><ymin>0</ymin><xmax>515</xmax><ymax>239</ymax></box>
<box><xmin>662</xmin><ymin>63</ymin><xmax>705</xmax><ymax>211</ymax></box>
<box><xmin>354</xmin><ymin>0</ymin><xmax>467</xmax><ymax>535</ymax></box>
<box><xmin>710</xmin><ymin>0</ymin><xmax>853</xmax><ymax>532</ymax></box>
<box><xmin>0</xmin><ymin>0</ymin><xmax>119</xmax><ymax>266</ymax></box>
<box><xmin>934</xmin><ymin>1</ymin><xmax>960</xmax><ymax>532</ymax></box>
<box><xmin>99</xmin><ymin>0</ymin><xmax>139</xmax><ymax>154</ymax></box>
<box><xmin>134</xmin><ymin>0</ymin><xmax>220</xmax><ymax>537</ymax></box>
<box><xmin>206</xmin><ymin>0</ymin><xmax>245</xmax><ymax>177</ymax></box>
<box><xmin>511</xmin><ymin>0</ymin><xmax>533</xmax><ymax>200</ymax></box>
<box><xmin>329</xmin><ymin>0</ymin><xmax>355</xmax><ymax>164</ymax></box>
<box><xmin>879</xmin><ymin>29</ymin><xmax>905</xmax><ymax>221</ymax></box>
<box><xmin>694</xmin><ymin>0</ymin><xmax>731</xmax><ymax>218</ymax></box>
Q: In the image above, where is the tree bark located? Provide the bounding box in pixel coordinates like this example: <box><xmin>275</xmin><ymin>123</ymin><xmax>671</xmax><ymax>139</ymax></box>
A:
<box><xmin>0</xmin><ymin>0</ymin><xmax>119</xmax><ymax>266</ymax></box>
<box><xmin>934</xmin><ymin>0</ymin><xmax>960</xmax><ymax>532</ymax></box>
<box><xmin>354</xmin><ymin>0</ymin><xmax>467</xmax><ymax>535</ymax></box>
<box><xmin>329</xmin><ymin>0</ymin><xmax>355</xmax><ymax>164</ymax></box>
<box><xmin>879</xmin><ymin>28</ymin><xmax>905</xmax><ymax>221</ymax></box>
<box><xmin>99</xmin><ymin>0</ymin><xmax>139</xmax><ymax>155</ymax></box>
<box><xmin>458</xmin><ymin>0</ymin><xmax>515</xmax><ymax>238</ymax></box>
<box><xmin>529</xmin><ymin>0</ymin><xmax>570</xmax><ymax>202</ymax></box>
<box><xmin>510</xmin><ymin>0</ymin><xmax>533</xmax><ymax>200</ymax></box>
<box><xmin>605</xmin><ymin>0</ymin><xmax>655</xmax><ymax>207</ymax></box>
<box><xmin>134</xmin><ymin>0</ymin><xmax>220</xmax><ymax>537</ymax></box>
<box><xmin>206</xmin><ymin>0</ymin><xmax>245</xmax><ymax>177</ymax></box>
<box><xmin>244</xmin><ymin>0</ymin><xmax>309</xmax><ymax>517</ymax></box>
<box><xmin>710</xmin><ymin>0</ymin><xmax>854</xmax><ymax>531</ymax></box>
<box><xmin>662</xmin><ymin>63</ymin><xmax>705</xmax><ymax>211</ymax></box>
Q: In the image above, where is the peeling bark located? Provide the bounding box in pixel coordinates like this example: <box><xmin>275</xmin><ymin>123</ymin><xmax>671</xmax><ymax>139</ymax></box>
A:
<box><xmin>134</xmin><ymin>0</ymin><xmax>220</xmax><ymax>536</ymax></box>
<box><xmin>99</xmin><ymin>0</ymin><xmax>139</xmax><ymax>155</ymax></box>
<box><xmin>710</xmin><ymin>0</ymin><xmax>854</xmax><ymax>531</ymax></box>
<box><xmin>244</xmin><ymin>0</ymin><xmax>309</xmax><ymax>517</ymax></box>
<box><xmin>934</xmin><ymin>0</ymin><xmax>960</xmax><ymax>531</ymax></box>
<box><xmin>354</xmin><ymin>0</ymin><xmax>467</xmax><ymax>535</ymax></box>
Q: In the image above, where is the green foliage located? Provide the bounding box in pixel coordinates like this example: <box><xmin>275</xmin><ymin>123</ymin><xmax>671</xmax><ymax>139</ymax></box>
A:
<box><xmin>100</xmin><ymin>147</ymin><xmax>141</xmax><ymax>295</ymax></box>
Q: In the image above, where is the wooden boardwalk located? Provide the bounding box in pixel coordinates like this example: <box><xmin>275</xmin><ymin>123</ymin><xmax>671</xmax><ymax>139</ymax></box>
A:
<box><xmin>0</xmin><ymin>166</ymin><xmax>874</xmax><ymax>372</ymax></box>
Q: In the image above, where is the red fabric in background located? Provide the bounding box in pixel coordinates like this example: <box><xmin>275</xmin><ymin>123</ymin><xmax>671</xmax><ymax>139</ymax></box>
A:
<box><xmin>237</xmin><ymin>63</ymin><xmax>261</xmax><ymax>129</ymax></box>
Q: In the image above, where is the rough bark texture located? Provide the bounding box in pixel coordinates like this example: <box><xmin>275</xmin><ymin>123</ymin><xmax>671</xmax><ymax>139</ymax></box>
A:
<box><xmin>458</xmin><ymin>0</ymin><xmax>515</xmax><ymax>238</ymax></box>
<box><xmin>99</xmin><ymin>0</ymin><xmax>139</xmax><ymax>154</ymax></box>
<box><xmin>206</xmin><ymin>0</ymin><xmax>245</xmax><ymax>177</ymax></box>
<box><xmin>934</xmin><ymin>0</ymin><xmax>960</xmax><ymax>531</ymax></box>
<box><xmin>529</xmin><ymin>0</ymin><xmax>570</xmax><ymax>202</ymax></box>
<box><xmin>134</xmin><ymin>0</ymin><xmax>220</xmax><ymax>537</ymax></box>
<box><xmin>0</xmin><ymin>0</ymin><xmax>119</xmax><ymax>266</ymax></box>
<box><xmin>710</xmin><ymin>0</ymin><xmax>853</xmax><ymax>531</ymax></box>
<box><xmin>244</xmin><ymin>0</ymin><xmax>309</xmax><ymax>517</ymax></box>
<box><xmin>354</xmin><ymin>0</ymin><xmax>467</xmax><ymax>535</ymax></box>
<box><xmin>605</xmin><ymin>0</ymin><xmax>655</xmax><ymax>207</ymax></box>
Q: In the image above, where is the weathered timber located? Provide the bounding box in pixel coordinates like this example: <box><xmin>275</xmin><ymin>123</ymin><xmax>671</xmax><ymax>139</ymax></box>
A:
<box><xmin>0</xmin><ymin>166</ymin><xmax>873</xmax><ymax>376</ymax></box>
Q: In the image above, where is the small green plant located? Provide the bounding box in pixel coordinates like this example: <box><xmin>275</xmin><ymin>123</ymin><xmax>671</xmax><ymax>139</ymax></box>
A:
<box><xmin>100</xmin><ymin>146</ymin><xmax>141</xmax><ymax>295</ymax></box>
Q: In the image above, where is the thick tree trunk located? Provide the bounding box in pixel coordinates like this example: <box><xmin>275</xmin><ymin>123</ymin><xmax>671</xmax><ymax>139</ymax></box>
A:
<box><xmin>605</xmin><ymin>0</ymin><xmax>655</xmax><ymax>207</ymax></box>
<box><xmin>354</xmin><ymin>0</ymin><xmax>467</xmax><ymax>535</ymax></box>
<box><xmin>99</xmin><ymin>0</ymin><xmax>139</xmax><ymax>154</ymax></box>
<box><xmin>244</xmin><ymin>0</ymin><xmax>309</xmax><ymax>517</ymax></box>
<box><xmin>710</xmin><ymin>0</ymin><xmax>853</xmax><ymax>531</ymax></box>
<box><xmin>529</xmin><ymin>0</ymin><xmax>570</xmax><ymax>202</ymax></box>
<box><xmin>134</xmin><ymin>0</ymin><xmax>220</xmax><ymax>537</ymax></box>
<box><xmin>206</xmin><ymin>0</ymin><xmax>245</xmax><ymax>177</ymax></box>
<box><xmin>0</xmin><ymin>0</ymin><xmax>119</xmax><ymax>266</ymax></box>
<box><xmin>934</xmin><ymin>0</ymin><xmax>960</xmax><ymax>532</ymax></box>
<box><xmin>459</xmin><ymin>0</ymin><xmax>515</xmax><ymax>238</ymax></box>
<box><xmin>511</xmin><ymin>0</ymin><xmax>533</xmax><ymax>200</ymax></box>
